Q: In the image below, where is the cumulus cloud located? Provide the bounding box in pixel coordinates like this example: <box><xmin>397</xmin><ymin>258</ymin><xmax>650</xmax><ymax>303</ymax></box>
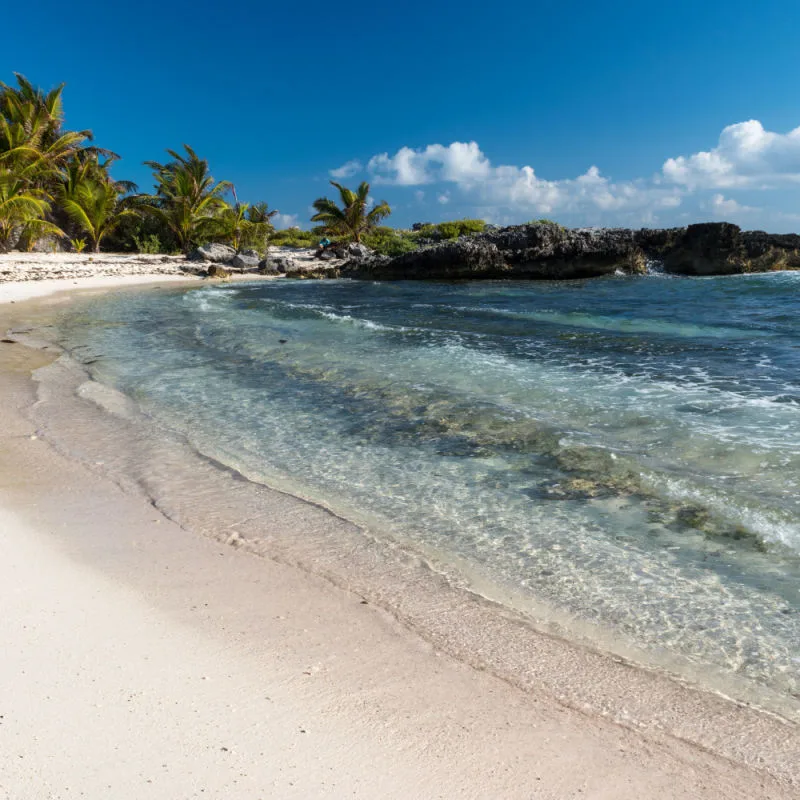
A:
<box><xmin>329</xmin><ymin>159</ymin><xmax>362</xmax><ymax>179</ymax></box>
<box><xmin>368</xmin><ymin>142</ymin><xmax>489</xmax><ymax>186</ymax></box>
<box><xmin>328</xmin><ymin>121</ymin><xmax>800</xmax><ymax>227</ymax></box>
<box><xmin>709</xmin><ymin>194</ymin><xmax>757</xmax><ymax>216</ymax></box>
<box><xmin>662</xmin><ymin>120</ymin><xmax>800</xmax><ymax>189</ymax></box>
<box><xmin>365</xmin><ymin>141</ymin><xmax>681</xmax><ymax>217</ymax></box>
<box><xmin>273</xmin><ymin>213</ymin><xmax>300</xmax><ymax>229</ymax></box>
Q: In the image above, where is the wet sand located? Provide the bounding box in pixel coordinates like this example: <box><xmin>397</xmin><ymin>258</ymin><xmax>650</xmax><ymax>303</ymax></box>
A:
<box><xmin>0</xmin><ymin>274</ymin><xmax>798</xmax><ymax>799</ymax></box>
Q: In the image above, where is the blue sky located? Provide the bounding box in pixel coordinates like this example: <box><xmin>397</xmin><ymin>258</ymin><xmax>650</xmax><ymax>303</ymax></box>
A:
<box><xmin>5</xmin><ymin>0</ymin><xmax>800</xmax><ymax>230</ymax></box>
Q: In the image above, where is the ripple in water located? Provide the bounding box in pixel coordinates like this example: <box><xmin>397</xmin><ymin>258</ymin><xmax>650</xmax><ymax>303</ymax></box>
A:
<box><xmin>53</xmin><ymin>274</ymin><xmax>800</xmax><ymax>712</ymax></box>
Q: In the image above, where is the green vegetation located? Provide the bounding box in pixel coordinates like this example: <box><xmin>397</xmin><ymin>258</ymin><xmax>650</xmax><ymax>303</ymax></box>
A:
<box><xmin>60</xmin><ymin>176</ymin><xmax>137</xmax><ymax>252</ymax></box>
<box><xmin>311</xmin><ymin>181</ymin><xmax>391</xmax><ymax>243</ymax></box>
<box><xmin>270</xmin><ymin>227</ymin><xmax>318</xmax><ymax>248</ymax></box>
<box><xmin>0</xmin><ymin>73</ymin><xmax>279</xmax><ymax>255</ymax></box>
<box><xmin>0</xmin><ymin>167</ymin><xmax>63</xmax><ymax>251</ymax></box>
<box><xmin>415</xmin><ymin>219</ymin><xmax>486</xmax><ymax>240</ymax></box>
<box><xmin>0</xmin><ymin>73</ymin><xmax>552</xmax><ymax>260</ymax></box>
<box><xmin>531</xmin><ymin>218</ymin><xmax>566</xmax><ymax>231</ymax></box>
<box><xmin>139</xmin><ymin>145</ymin><xmax>232</xmax><ymax>254</ymax></box>
<box><xmin>131</xmin><ymin>233</ymin><xmax>163</xmax><ymax>254</ymax></box>
<box><xmin>216</xmin><ymin>197</ymin><xmax>275</xmax><ymax>255</ymax></box>
<box><xmin>362</xmin><ymin>226</ymin><xmax>418</xmax><ymax>256</ymax></box>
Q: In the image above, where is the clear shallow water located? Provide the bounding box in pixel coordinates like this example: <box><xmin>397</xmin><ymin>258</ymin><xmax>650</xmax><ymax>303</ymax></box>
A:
<box><xmin>54</xmin><ymin>274</ymin><xmax>800</xmax><ymax>707</ymax></box>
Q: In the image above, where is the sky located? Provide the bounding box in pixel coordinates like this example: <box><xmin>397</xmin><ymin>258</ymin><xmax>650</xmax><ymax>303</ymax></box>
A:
<box><xmin>5</xmin><ymin>0</ymin><xmax>800</xmax><ymax>231</ymax></box>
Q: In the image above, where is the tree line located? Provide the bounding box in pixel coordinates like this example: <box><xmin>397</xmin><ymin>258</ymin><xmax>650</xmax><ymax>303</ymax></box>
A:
<box><xmin>0</xmin><ymin>74</ymin><xmax>395</xmax><ymax>255</ymax></box>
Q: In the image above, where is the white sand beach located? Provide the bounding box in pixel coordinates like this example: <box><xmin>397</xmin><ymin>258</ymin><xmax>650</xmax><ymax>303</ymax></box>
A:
<box><xmin>0</xmin><ymin>263</ymin><xmax>798</xmax><ymax>799</ymax></box>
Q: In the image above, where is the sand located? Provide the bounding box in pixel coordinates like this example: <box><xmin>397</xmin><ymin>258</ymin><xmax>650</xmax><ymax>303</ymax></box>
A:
<box><xmin>0</xmin><ymin>268</ymin><xmax>797</xmax><ymax>799</ymax></box>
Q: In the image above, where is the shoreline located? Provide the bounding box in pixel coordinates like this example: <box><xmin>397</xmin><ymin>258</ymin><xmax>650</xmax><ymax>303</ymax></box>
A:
<box><xmin>1</xmin><ymin>273</ymin><xmax>799</xmax><ymax>797</ymax></box>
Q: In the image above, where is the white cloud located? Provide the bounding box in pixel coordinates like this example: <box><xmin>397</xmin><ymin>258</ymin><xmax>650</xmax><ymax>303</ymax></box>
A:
<box><xmin>663</xmin><ymin>120</ymin><xmax>800</xmax><ymax>189</ymax></box>
<box><xmin>364</xmin><ymin>141</ymin><xmax>681</xmax><ymax>217</ymax></box>
<box><xmin>709</xmin><ymin>194</ymin><xmax>757</xmax><ymax>216</ymax></box>
<box><xmin>273</xmin><ymin>213</ymin><xmax>300</xmax><ymax>229</ymax></box>
<box><xmin>329</xmin><ymin>159</ymin><xmax>362</xmax><ymax>179</ymax></box>
<box><xmin>329</xmin><ymin>121</ymin><xmax>800</xmax><ymax>228</ymax></box>
<box><xmin>368</xmin><ymin>141</ymin><xmax>490</xmax><ymax>186</ymax></box>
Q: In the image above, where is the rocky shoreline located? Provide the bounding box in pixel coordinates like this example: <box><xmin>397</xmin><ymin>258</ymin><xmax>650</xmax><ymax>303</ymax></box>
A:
<box><xmin>346</xmin><ymin>221</ymin><xmax>800</xmax><ymax>280</ymax></box>
<box><xmin>2</xmin><ymin>222</ymin><xmax>799</xmax><ymax>285</ymax></box>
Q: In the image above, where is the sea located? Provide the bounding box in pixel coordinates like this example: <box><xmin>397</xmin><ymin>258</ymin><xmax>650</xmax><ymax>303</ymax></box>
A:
<box><xmin>42</xmin><ymin>270</ymin><xmax>800</xmax><ymax>721</ymax></box>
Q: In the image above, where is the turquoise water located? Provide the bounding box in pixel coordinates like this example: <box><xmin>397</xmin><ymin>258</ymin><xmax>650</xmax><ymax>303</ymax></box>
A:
<box><xmin>55</xmin><ymin>273</ymin><xmax>800</xmax><ymax>707</ymax></box>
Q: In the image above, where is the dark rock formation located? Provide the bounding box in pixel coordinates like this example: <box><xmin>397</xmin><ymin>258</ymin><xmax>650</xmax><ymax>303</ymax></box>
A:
<box><xmin>350</xmin><ymin>239</ymin><xmax>507</xmax><ymax>279</ymax></box>
<box><xmin>285</xmin><ymin>264</ymin><xmax>341</xmax><ymax>279</ymax></box>
<box><xmin>662</xmin><ymin>223</ymin><xmax>800</xmax><ymax>275</ymax></box>
<box><xmin>484</xmin><ymin>224</ymin><xmax>637</xmax><ymax>279</ymax></box>
<box><xmin>205</xmin><ymin>265</ymin><xmax>231</xmax><ymax>278</ymax></box>
<box><xmin>349</xmin><ymin>222</ymin><xmax>800</xmax><ymax>281</ymax></box>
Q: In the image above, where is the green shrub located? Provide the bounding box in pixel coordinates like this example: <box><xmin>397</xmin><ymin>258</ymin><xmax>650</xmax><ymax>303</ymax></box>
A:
<box><xmin>103</xmin><ymin>213</ymin><xmax>178</xmax><ymax>253</ymax></box>
<box><xmin>435</xmin><ymin>219</ymin><xmax>486</xmax><ymax>239</ymax></box>
<box><xmin>133</xmin><ymin>233</ymin><xmax>163</xmax><ymax>254</ymax></box>
<box><xmin>531</xmin><ymin>218</ymin><xmax>565</xmax><ymax>231</ymax></box>
<box><xmin>412</xmin><ymin>219</ymin><xmax>486</xmax><ymax>241</ymax></box>
<box><xmin>362</xmin><ymin>226</ymin><xmax>419</xmax><ymax>257</ymax></box>
<box><xmin>269</xmin><ymin>228</ymin><xmax>317</xmax><ymax>248</ymax></box>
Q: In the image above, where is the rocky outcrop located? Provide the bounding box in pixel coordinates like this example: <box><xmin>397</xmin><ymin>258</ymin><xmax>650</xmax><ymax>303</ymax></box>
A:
<box><xmin>258</xmin><ymin>257</ymin><xmax>284</xmax><ymax>275</ymax></box>
<box><xmin>205</xmin><ymin>265</ymin><xmax>232</xmax><ymax>279</ymax></box>
<box><xmin>179</xmin><ymin>222</ymin><xmax>800</xmax><ymax>283</ymax></box>
<box><xmin>662</xmin><ymin>223</ymin><xmax>800</xmax><ymax>275</ymax></box>
<box><xmin>188</xmin><ymin>243</ymin><xmax>236</xmax><ymax>264</ymax></box>
<box><xmin>345</xmin><ymin>242</ymin><xmax>373</xmax><ymax>260</ymax></box>
<box><xmin>284</xmin><ymin>264</ymin><xmax>342</xmax><ymax>279</ymax></box>
<box><xmin>484</xmin><ymin>224</ymin><xmax>639</xmax><ymax>279</ymax></box>
<box><xmin>230</xmin><ymin>249</ymin><xmax>261</xmax><ymax>270</ymax></box>
<box><xmin>351</xmin><ymin>222</ymin><xmax>800</xmax><ymax>281</ymax></box>
<box><xmin>351</xmin><ymin>239</ymin><xmax>507</xmax><ymax>279</ymax></box>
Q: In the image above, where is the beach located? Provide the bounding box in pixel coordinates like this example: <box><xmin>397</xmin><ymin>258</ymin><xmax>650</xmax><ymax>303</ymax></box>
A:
<box><xmin>1</xmin><ymin>262</ymin><xmax>798</xmax><ymax>799</ymax></box>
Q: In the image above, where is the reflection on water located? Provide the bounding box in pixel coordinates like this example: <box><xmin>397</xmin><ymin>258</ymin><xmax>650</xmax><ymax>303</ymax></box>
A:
<box><xmin>53</xmin><ymin>274</ymin><xmax>800</xmax><ymax>706</ymax></box>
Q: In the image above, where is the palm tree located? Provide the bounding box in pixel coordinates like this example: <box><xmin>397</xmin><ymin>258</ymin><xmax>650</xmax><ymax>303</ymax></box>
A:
<box><xmin>62</xmin><ymin>151</ymin><xmax>137</xmax><ymax>197</ymax></box>
<box><xmin>247</xmin><ymin>201</ymin><xmax>279</xmax><ymax>226</ymax></box>
<box><xmin>217</xmin><ymin>202</ymin><xmax>255</xmax><ymax>253</ymax></box>
<box><xmin>0</xmin><ymin>167</ymin><xmax>63</xmax><ymax>251</ymax></box>
<box><xmin>217</xmin><ymin>193</ymin><xmax>277</xmax><ymax>253</ymax></box>
<box><xmin>311</xmin><ymin>181</ymin><xmax>391</xmax><ymax>243</ymax></box>
<box><xmin>139</xmin><ymin>145</ymin><xmax>231</xmax><ymax>253</ymax></box>
<box><xmin>0</xmin><ymin>74</ymin><xmax>92</xmax><ymax>178</ymax></box>
<box><xmin>59</xmin><ymin>177</ymin><xmax>137</xmax><ymax>253</ymax></box>
<box><xmin>0</xmin><ymin>74</ymin><xmax>101</xmax><ymax>252</ymax></box>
